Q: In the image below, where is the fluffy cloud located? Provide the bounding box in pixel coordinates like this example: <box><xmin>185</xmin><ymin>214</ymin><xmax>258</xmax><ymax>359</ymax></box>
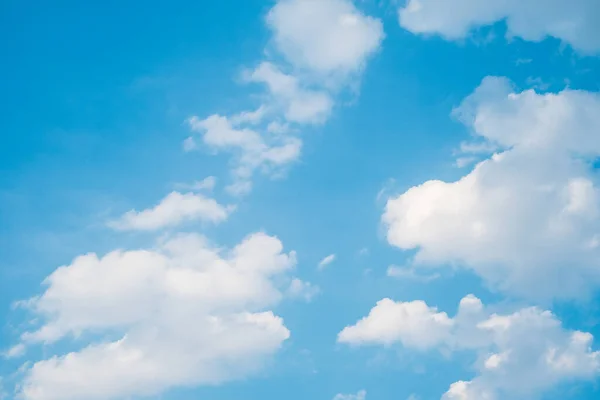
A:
<box><xmin>108</xmin><ymin>191</ymin><xmax>234</xmax><ymax>231</ymax></box>
<box><xmin>338</xmin><ymin>298</ymin><xmax>453</xmax><ymax>349</ymax></box>
<box><xmin>15</xmin><ymin>233</ymin><xmax>301</xmax><ymax>399</ymax></box>
<box><xmin>267</xmin><ymin>0</ymin><xmax>384</xmax><ymax>75</ymax></box>
<box><xmin>186</xmin><ymin>0</ymin><xmax>383</xmax><ymax>195</ymax></box>
<box><xmin>339</xmin><ymin>295</ymin><xmax>600</xmax><ymax>399</ymax></box>
<box><xmin>383</xmin><ymin>77</ymin><xmax>600</xmax><ymax>301</ymax></box>
<box><xmin>399</xmin><ymin>0</ymin><xmax>600</xmax><ymax>54</ymax></box>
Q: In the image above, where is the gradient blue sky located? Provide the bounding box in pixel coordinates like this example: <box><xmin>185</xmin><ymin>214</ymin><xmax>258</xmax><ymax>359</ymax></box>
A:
<box><xmin>2</xmin><ymin>1</ymin><xmax>600</xmax><ymax>399</ymax></box>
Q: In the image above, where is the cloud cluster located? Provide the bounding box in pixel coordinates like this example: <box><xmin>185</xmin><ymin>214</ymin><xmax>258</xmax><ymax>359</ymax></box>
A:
<box><xmin>14</xmin><ymin>233</ymin><xmax>301</xmax><ymax>400</ymax></box>
<box><xmin>398</xmin><ymin>0</ymin><xmax>600</xmax><ymax>54</ymax></box>
<box><xmin>186</xmin><ymin>0</ymin><xmax>384</xmax><ymax>195</ymax></box>
<box><xmin>383</xmin><ymin>77</ymin><xmax>600</xmax><ymax>301</ymax></box>
<box><xmin>339</xmin><ymin>295</ymin><xmax>600</xmax><ymax>399</ymax></box>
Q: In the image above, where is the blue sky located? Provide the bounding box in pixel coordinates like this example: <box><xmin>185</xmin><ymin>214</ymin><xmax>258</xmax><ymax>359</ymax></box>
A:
<box><xmin>2</xmin><ymin>0</ymin><xmax>600</xmax><ymax>399</ymax></box>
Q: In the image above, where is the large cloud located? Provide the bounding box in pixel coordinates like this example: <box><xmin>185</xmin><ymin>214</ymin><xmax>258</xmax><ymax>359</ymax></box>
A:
<box><xmin>398</xmin><ymin>0</ymin><xmax>600</xmax><ymax>54</ymax></box>
<box><xmin>14</xmin><ymin>233</ymin><xmax>304</xmax><ymax>400</ymax></box>
<box><xmin>339</xmin><ymin>295</ymin><xmax>600</xmax><ymax>399</ymax></box>
<box><xmin>383</xmin><ymin>77</ymin><xmax>600</xmax><ymax>301</ymax></box>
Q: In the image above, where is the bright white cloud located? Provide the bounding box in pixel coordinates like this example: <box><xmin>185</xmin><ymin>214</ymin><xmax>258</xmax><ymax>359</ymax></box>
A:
<box><xmin>399</xmin><ymin>0</ymin><xmax>600</xmax><ymax>54</ymax></box>
<box><xmin>318</xmin><ymin>253</ymin><xmax>336</xmax><ymax>270</ymax></box>
<box><xmin>267</xmin><ymin>0</ymin><xmax>384</xmax><ymax>75</ymax></box>
<box><xmin>383</xmin><ymin>77</ymin><xmax>600</xmax><ymax>301</ymax></box>
<box><xmin>333</xmin><ymin>390</ymin><xmax>367</xmax><ymax>400</ymax></box>
<box><xmin>338</xmin><ymin>298</ymin><xmax>453</xmax><ymax>349</ymax></box>
<box><xmin>108</xmin><ymin>191</ymin><xmax>234</xmax><ymax>231</ymax></box>
<box><xmin>16</xmin><ymin>232</ymin><xmax>298</xmax><ymax>400</ymax></box>
<box><xmin>339</xmin><ymin>295</ymin><xmax>600</xmax><ymax>399</ymax></box>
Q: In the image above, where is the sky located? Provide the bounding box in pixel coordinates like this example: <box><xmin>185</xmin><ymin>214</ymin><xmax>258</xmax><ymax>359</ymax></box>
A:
<box><xmin>1</xmin><ymin>0</ymin><xmax>600</xmax><ymax>399</ymax></box>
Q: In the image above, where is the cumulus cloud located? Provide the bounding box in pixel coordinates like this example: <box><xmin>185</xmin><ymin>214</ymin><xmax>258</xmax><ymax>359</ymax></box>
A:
<box><xmin>318</xmin><ymin>253</ymin><xmax>337</xmax><ymax>270</ymax></box>
<box><xmin>186</xmin><ymin>0</ymin><xmax>384</xmax><ymax>195</ymax></box>
<box><xmin>14</xmin><ymin>233</ymin><xmax>300</xmax><ymax>400</ymax></box>
<box><xmin>338</xmin><ymin>298</ymin><xmax>453</xmax><ymax>349</ymax></box>
<box><xmin>108</xmin><ymin>191</ymin><xmax>234</xmax><ymax>231</ymax></box>
<box><xmin>398</xmin><ymin>0</ymin><xmax>600</xmax><ymax>54</ymax></box>
<box><xmin>339</xmin><ymin>295</ymin><xmax>600</xmax><ymax>399</ymax></box>
<box><xmin>267</xmin><ymin>0</ymin><xmax>384</xmax><ymax>76</ymax></box>
<box><xmin>383</xmin><ymin>77</ymin><xmax>600</xmax><ymax>301</ymax></box>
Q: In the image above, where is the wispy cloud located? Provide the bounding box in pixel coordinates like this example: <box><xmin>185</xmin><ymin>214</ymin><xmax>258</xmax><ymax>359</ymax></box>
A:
<box><xmin>318</xmin><ymin>254</ymin><xmax>337</xmax><ymax>270</ymax></box>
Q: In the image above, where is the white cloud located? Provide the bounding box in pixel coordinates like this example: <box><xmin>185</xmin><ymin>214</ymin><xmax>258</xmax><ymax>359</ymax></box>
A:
<box><xmin>175</xmin><ymin>176</ymin><xmax>217</xmax><ymax>192</ymax></box>
<box><xmin>386</xmin><ymin>265</ymin><xmax>440</xmax><ymax>282</ymax></box>
<box><xmin>338</xmin><ymin>298</ymin><xmax>453</xmax><ymax>349</ymax></box>
<box><xmin>383</xmin><ymin>77</ymin><xmax>600</xmax><ymax>301</ymax></box>
<box><xmin>248</xmin><ymin>62</ymin><xmax>334</xmax><ymax>124</ymax></box>
<box><xmin>287</xmin><ymin>278</ymin><xmax>320</xmax><ymax>302</ymax></box>
<box><xmin>318</xmin><ymin>254</ymin><xmax>336</xmax><ymax>270</ymax></box>
<box><xmin>108</xmin><ymin>191</ymin><xmax>234</xmax><ymax>231</ymax></box>
<box><xmin>183</xmin><ymin>136</ymin><xmax>197</xmax><ymax>152</ymax></box>
<box><xmin>443</xmin><ymin>381</ymin><xmax>494</xmax><ymax>400</ymax></box>
<box><xmin>333</xmin><ymin>390</ymin><xmax>367</xmax><ymax>400</ymax></box>
<box><xmin>230</xmin><ymin>105</ymin><xmax>268</xmax><ymax>126</ymax></box>
<box><xmin>187</xmin><ymin>0</ymin><xmax>383</xmax><ymax>195</ymax></box>
<box><xmin>267</xmin><ymin>0</ymin><xmax>384</xmax><ymax>76</ymax></box>
<box><xmin>339</xmin><ymin>295</ymin><xmax>600</xmax><ymax>399</ymax></box>
<box><xmin>187</xmin><ymin>114</ymin><xmax>302</xmax><ymax>195</ymax></box>
<box><xmin>2</xmin><ymin>343</ymin><xmax>25</xmax><ymax>359</ymax></box>
<box><xmin>15</xmin><ymin>232</ymin><xmax>297</xmax><ymax>399</ymax></box>
<box><xmin>454</xmin><ymin>156</ymin><xmax>477</xmax><ymax>169</ymax></box>
<box><xmin>398</xmin><ymin>0</ymin><xmax>600</xmax><ymax>54</ymax></box>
